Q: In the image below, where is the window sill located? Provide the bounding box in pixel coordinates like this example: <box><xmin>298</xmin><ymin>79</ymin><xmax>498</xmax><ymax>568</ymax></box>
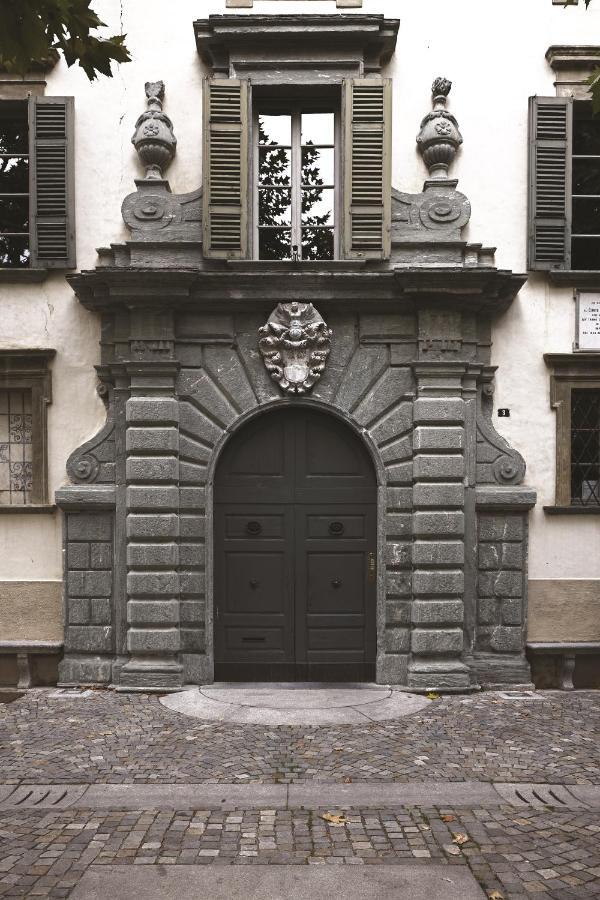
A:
<box><xmin>547</xmin><ymin>270</ymin><xmax>600</xmax><ymax>287</ymax></box>
<box><xmin>0</xmin><ymin>504</ymin><xmax>56</xmax><ymax>514</ymax></box>
<box><xmin>543</xmin><ymin>505</ymin><xmax>600</xmax><ymax>515</ymax></box>
<box><xmin>226</xmin><ymin>260</ymin><xmax>367</xmax><ymax>272</ymax></box>
<box><xmin>0</xmin><ymin>269</ymin><xmax>49</xmax><ymax>284</ymax></box>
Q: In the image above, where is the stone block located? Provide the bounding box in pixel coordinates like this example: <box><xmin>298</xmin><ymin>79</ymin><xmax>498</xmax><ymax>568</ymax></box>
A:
<box><xmin>179</xmin><ymin>543</ymin><xmax>204</xmax><ymax>567</ymax></box>
<box><xmin>413</xmin><ymin>541</ymin><xmax>464</xmax><ymax>566</ymax></box>
<box><xmin>414</xmin><ymin>511</ymin><xmax>464</xmax><ymax>537</ymax></box>
<box><xmin>413</xmin><ymin>398</ymin><xmax>465</xmax><ymax>424</ymax></box>
<box><xmin>479</xmin><ymin>514</ymin><xmax>523</xmax><ymax>542</ymax></box>
<box><xmin>67</xmin><ymin>543</ymin><xmax>90</xmax><ymax>569</ymax></box>
<box><xmin>180</xmin><ymin>600</ymin><xmax>205</xmax><ymax>625</ymax></box>
<box><xmin>90</xmin><ymin>543</ymin><xmax>113</xmax><ymax>570</ymax></box>
<box><xmin>411</xmin><ymin>627</ymin><xmax>463</xmax><ymax>654</ymax></box>
<box><xmin>478</xmin><ymin>571</ymin><xmax>522</xmax><ymax>599</ymax></box>
<box><xmin>126</xmin><ymin>426</ymin><xmax>178</xmax><ymax>453</ymax></box>
<box><xmin>91</xmin><ymin>598</ymin><xmax>111</xmax><ymax>625</ymax></box>
<box><xmin>66</xmin><ymin>625</ymin><xmax>112</xmax><ymax>653</ymax></box>
<box><xmin>407</xmin><ymin>660</ymin><xmax>471</xmax><ymax>691</ymax></box>
<box><xmin>384</xmin><ymin>627</ymin><xmax>410</xmax><ymax>653</ymax></box>
<box><xmin>68</xmin><ymin>598</ymin><xmax>90</xmax><ymax>625</ymax></box>
<box><xmin>385</xmin><ymin>513</ymin><xmax>412</xmax><ymax>537</ymax></box>
<box><xmin>412</xmin><ymin>600</ymin><xmax>464</xmax><ymax>625</ymax></box>
<box><xmin>501</xmin><ymin>598</ymin><xmax>523</xmax><ymax>626</ymax></box>
<box><xmin>180</xmin><ymin>487</ymin><xmax>206</xmax><ymax>509</ymax></box>
<box><xmin>380</xmin><ymin>436</ymin><xmax>412</xmax><ymax>464</ymax></box>
<box><xmin>58</xmin><ymin>657</ymin><xmax>112</xmax><ymax>685</ymax></box>
<box><xmin>180</xmin><ymin>628</ymin><xmax>206</xmax><ymax>652</ymax></box>
<box><xmin>478</xmin><ymin>544</ymin><xmax>499</xmax><ymax>570</ymax></box>
<box><xmin>127</xmin><ymin>627</ymin><xmax>180</xmax><ymax>654</ymax></box>
<box><xmin>370</xmin><ymin>402</ymin><xmax>413</xmax><ymax>447</ymax></box>
<box><xmin>127</xmin><ymin>599</ymin><xmax>179</xmax><ymax>626</ymax></box>
<box><xmin>127</xmin><ymin>542</ymin><xmax>178</xmax><ymax>568</ymax></box>
<box><xmin>127</xmin><ymin>571</ymin><xmax>178</xmax><ymax>596</ymax></box>
<box><xmin>378</xmin><ymin>653</ymin><xmax>408</xmax><ymax>685</ymax></box>
<box><xmin>127</xmin><ymin>513</ymin><xmax>179</xmax><ymax>539</ymax></box>
<box><xmin>126</xmin><ymin>397</ymin><xmax>179</xmax><ymax>425</ymax></box>
<box><xmin>385</xmin><ymin>600</ymin><xmax>411</xmax><ymax>626</ymax></box>
<box><xmin>180</xmin><ymin>515</ymin><xmax>206</xmax><ymax>538</ymax></box>
<box><xmin>126</xmin><ymin>456</ymin><xmax>178</xmax><ymax>484</ymax></box>
<box><xmin>501</xmin><ymin>543</ymin><xmax>524</xmax><ymax>569</ymax></box>
<box><xmin>385</xmin><ymin>570</ymin><xmax>411</xmax><ymax>597</ymax></box>
<box><xmin>413</xmin><ymin>570</ymin><xmax>464</xmax><ymax>596</ymax></box>
<box><xmin>478</xmin><ymin>597</ymin><xmax>499</xmax><ymax>625</ymax></box>
<box><xmin>68</xmin><ymin>571</ymin><xmax>112</xmax><ymax>598</ymax></box>
<box><xmin>385</xmin><ymin>541</ymin><xmax>411</xmax><ymax>568</ymax></box>
<box><xmin>67</xmin><ymin>513</ymin><xmax>112</xmax><ymax>542</ymax></box>
<box><xmin>413</xmin><ymin>426</ymin><xmax>464</xmax><ymax>451</ymax></box>
<box><xmin>385</xmin><ymin>489</ymin><xmax>412</xmax><ymax>510</ymax></box>
<box><xmin>180</xmin><ymin>570</ymin><xmax>205</xmax><ymax>596</ymax></box>
<box><xmin>127</xmin><ymin>485</ymin><xmax>179</xmax><ymax>511</ymax></box>
<box><xmin>490</xmin><ymin>625</ymin><xmax>523</xmax><ymax>652</ymax></box>
<box><xmin>413</xmin><ymin>483</ymin><xmax>464</xmax><ymax>508</ymax></box>
<box><xmin>413</xmin><ymin>454</ymin><xmax>464</xmax><ymax>480</ymax></box>
<box><xmin>385</xmin><ymin>462</ymin><xmax>413</xmax><ymax>485</ymax></box>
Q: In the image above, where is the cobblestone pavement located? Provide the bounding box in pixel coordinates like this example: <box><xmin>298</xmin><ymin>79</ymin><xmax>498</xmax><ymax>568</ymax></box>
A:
<box><xmin>1</xmin><ymin>690</ymin><xmax>599</xmax><ymax>785</ymax></box>
<box><xmin>1</xmin><ymin>805</ymin><xmax>600</xmax><ymax>898</ymax></box>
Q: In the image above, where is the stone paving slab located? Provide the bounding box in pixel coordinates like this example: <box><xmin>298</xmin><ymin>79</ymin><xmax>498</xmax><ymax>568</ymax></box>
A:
<box><xmin>69</xmin><ymin>864</ymin><xmax>486</xmax><ymax>899</ymax></box>
<box><xmin>160</xmin><ymin>685</ymin><xmax>430</xmax><ymax>725</ymax></box>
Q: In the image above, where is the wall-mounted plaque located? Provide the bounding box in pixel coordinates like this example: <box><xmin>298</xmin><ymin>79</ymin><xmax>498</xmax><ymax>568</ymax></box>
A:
<box><xmin>575</xmin><ymin>291</ymin><xmax>600</xmax><ymax>351</ymax></box>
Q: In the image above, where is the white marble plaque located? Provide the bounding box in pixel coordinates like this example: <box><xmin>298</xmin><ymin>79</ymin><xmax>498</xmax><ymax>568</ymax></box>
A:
<box><xmin>577</xmin><ymin>292</ymin><xmax>600</xmax><ymax>350</ymax></box>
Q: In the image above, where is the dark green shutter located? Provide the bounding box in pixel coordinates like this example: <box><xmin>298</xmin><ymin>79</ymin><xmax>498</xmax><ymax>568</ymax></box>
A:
<box><xmin>203</xmin><ymin>78</ymin><xmax>249</xmax><ymax>259</ymax></box>
<box><xmin>528</xmin><ymin>96</ymin><xmax>571</xmax><ymax>270</ymax></box>
<box><xmin>343</xmin><ymin>77</ymin><xmax>392</xmax><ymax>260</ymax></box>
<box><xmin>29</xmin><ymin>96</ymin><xmax>76</xmax><ymax>269</ymax></box>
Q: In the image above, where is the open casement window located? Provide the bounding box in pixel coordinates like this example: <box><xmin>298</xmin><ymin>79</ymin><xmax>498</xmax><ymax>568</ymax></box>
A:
<box><xmin>0</xmin><ymin>96</ymin><xmax>75</xmax><ymax>270</ymax></box>
<box><xmin>529</xmin><ymin>96</ymin><xmax>600</xmax><ymax>272</ymax></box>
<box><xmin>202</xmin><ymin>76</ymin><xmax>392</xmax><ymax>261</ymax></box>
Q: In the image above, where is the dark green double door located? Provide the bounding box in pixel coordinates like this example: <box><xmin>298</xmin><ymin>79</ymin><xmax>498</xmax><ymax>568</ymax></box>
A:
<box><xmin>214</xmin><ymin>408</ymin><xmax>377</xmax><ymax>681</ymax></box>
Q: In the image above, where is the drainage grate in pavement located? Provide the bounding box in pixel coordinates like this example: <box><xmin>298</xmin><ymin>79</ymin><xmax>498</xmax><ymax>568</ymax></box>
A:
<box><xmin>494</xmin><ymin>783</ymin><xmax>591</xmax><ymax>808</ymax></box>
<box><xmin>0</xmin><ymin>785</ymin><xmax>88</xmax><ymax>809</ymax></box>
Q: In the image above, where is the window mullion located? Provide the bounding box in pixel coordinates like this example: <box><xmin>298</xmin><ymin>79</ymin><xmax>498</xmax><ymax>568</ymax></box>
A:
<box><xmin>291</xmin><ymin>109</ymin><xmax>301</xmax><ymax>258</ymax></box>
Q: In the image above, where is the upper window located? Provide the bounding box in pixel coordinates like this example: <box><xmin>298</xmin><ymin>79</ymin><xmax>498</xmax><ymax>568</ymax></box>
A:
<box><xmin>0</xmin><ymin>96</ymin><xmax>75</xmax><ymax>272</ymax></box>
<box><xmin>256</xmin><ymin>106</ymin><xmax>337</xmax><ymax>261</ymax></box>
<box><xmin>571</xmin><ymin>102</ymin><xmax>600</xmax><ymax>269</ymax></box>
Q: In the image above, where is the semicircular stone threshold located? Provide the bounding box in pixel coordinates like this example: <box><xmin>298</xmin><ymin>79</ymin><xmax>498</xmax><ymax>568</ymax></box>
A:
<box><xmin>159</xmin><ymin>684</ymin><xmax>430</xmax><ymax>725</ymax></box>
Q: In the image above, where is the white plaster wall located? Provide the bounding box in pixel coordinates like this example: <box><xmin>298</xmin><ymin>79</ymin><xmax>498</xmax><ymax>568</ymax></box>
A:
<box><xmin>0</xmin><ymin>0</ymin><xmax>599</xmax><ymax>583</ymax></box>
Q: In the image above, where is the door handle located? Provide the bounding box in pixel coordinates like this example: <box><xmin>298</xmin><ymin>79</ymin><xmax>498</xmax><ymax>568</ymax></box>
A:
<box><xmin>249</xmin><ymin>579</ymin><xmax>260</xmax><ymax>589</ymax></box>
<box><xmin>331</xmin><ymin>579</ymin><xmax>342</xmax><ymax>588</ymax></box>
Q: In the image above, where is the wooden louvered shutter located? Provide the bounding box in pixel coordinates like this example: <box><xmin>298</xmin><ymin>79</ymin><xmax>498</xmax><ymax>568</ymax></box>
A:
<box><xmin>29</xmin><ymin>96</ymin><xmax>75</xmax><ymax>269</ymax></box>
<box><xmin>528</xmin><ymin>96</ymin><xmax>572</xmax><ymax>270</ymax></box>
<box><xmin>202</xmin><ymin>78</ymin><xmax>249</xmax><ymax>259</ymax></box>
<box><xmin>342</xmin><ymin>77</ymin><xmax>392</xmax><ymax>260</ymax></box>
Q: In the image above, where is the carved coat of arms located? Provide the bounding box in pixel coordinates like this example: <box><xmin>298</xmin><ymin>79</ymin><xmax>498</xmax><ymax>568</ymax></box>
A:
<box><xmin>258</xmin><ymin>302</ymin><xmax>332</xmax><ymax>394</ymax></box>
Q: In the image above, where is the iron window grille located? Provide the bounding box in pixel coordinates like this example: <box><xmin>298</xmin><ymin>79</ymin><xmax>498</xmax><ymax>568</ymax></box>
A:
<box><xmin>571</xmin><ymin>388</ymin><xmax>600</xmax><ymax>505</ymax></box>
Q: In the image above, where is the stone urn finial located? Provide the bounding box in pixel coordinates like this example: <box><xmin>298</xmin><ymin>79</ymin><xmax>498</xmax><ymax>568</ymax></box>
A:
<box><xmin>416</xmin><ymin>77</ymin><xmax>463</xmax><ymax>180</ymax></box>
<box><xmin>131</xmin><ymin>80</ymin><xmax>177</xmax><ymax>180</ymax></box>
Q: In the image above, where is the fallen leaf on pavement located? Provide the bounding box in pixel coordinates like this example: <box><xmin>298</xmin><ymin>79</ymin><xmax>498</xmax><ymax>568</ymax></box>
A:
<box><xmin>452</xmin><ymin>832</ymin><xmax>469</xmax><ymax>845</ymax></box>
<box><xmin>488</xmin><ymin>892</ymin><xmax>505</xmax><ymax>900</ymax></box>
<box><xmin>441</xmin><ymin>814</ymin><xmax>456</xmax><ymax>823</ymax></box>
<box><xmin>343</xmin><ymin>776</ymin><xmax>352</xmax><ymax>783</ymax></box>
<box><xmin>426</xmin><ymin>691</ymin><xmax>440</xmax><ymax>700</ymax></box>
<box><xmin>444</xmin><ymin>844</ymin><xmax>461</xmax><ymax>856</ymax></box>
<box><xmin>320</xmin><ymin>813</ymin><xmax>347</xmax><ymax>826</ymax></box>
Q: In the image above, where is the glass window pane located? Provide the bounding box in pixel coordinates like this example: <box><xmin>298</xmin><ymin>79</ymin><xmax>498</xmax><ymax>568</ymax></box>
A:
<box><xmin>302</xmin><ymin>227</ymin><xmax>334</xmax><ymax>261</ymax></box>
<box><xmin>302</xmin><ymin>188</ymin><xmax>334</xmax><ymax>226</ymax></box>
<box><xmin>570</xmin><ymin>389</ymin><xmax>600</xmax><ymax>505</ymax></box>
<box><xmin>301</xmin><ymin>112</ymin><xmax>334</xmax><ymax>146</ymax></box>
<box><xmin>302</xmin><ymin>147</ymin><xmax>334</xmax><ymax>186</ymax></box>
<box><xmin>259</xmin><ymin>188</ymin><xmax>291</xmax><ymax>226</ymax></box>
<box><xmin>573</xmin><ymin>102</ymin><xmax>600</xmax><ymax>156</ymax></box>
<box><xmin>0</xmin><ymin>235</ymin><xmax>29</xmax><ymax>268</ymax></box>
<box><xmin>259</xmin><ymin>147</ymin><xmax>291</xmax><ymax>186</ymax></box>
<box><xmin>573</xmin><ymin>158</ymin><xmax>600</xmax><ymax>195</ymax></box>
<box><xmin>259</xmin><ymin>114</ymin><xmax>291</xmax><ymax>147</ymax></box>
<box><xmin>572</xmin><ymin>197</ymin><xmax>600</xmax><ymax>234</ymax></box>
<box><xmin>259</xmin><ymin>228</ymin><xmax>292</xmax><ymax>260</ymax></box>
<box><xmin>571</xmin><ymin>236</ymin><xmax>600</xmax><ymax>269</ymax></box>
<box><xmin>0</xmin><ymin>198</ymin><xmax>28</xmax><ymax>233</ymax></box>
<box><xmin>0</xmin><ymin>103</ymin><xmax>28</xmax><ymax>154</ymax></box>
<box><xmin>0</xmin><ymin>157</ymin><xmax>28</xmax><ymax>194</ymax></box>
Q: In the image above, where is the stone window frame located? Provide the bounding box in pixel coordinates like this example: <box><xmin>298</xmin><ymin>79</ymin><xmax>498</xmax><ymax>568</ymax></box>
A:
<box><xmin>0</xmin><ymin>350</ymin><xmax>55</xmax><ymax>512</ymax></box>
<box><xmin>544</xmin><ymin>352</ymin><xmax>600</xmax><ymax>513</ymax></box>
<box><xmin>227</xmin><ymin>0</ymin><xmax>362</xmax><ymax>7</ymax></box>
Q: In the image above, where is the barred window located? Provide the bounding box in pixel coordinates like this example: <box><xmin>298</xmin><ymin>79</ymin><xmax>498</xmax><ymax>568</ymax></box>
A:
<box><xmin>571</xmin><ymin>389</ymin><xmax>600</xmax><ymax>505</ymax></box>
<box><xmin>0</xmin><ymin>389</ymin><xmax>33</xmax><ymax>505</ymax></box>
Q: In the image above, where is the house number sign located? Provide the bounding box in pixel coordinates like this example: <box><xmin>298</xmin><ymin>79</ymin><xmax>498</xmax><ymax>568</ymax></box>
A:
<box><xmin>575</xmin><ymin>291</ymin><xmax>600</xmax><ymax>351</ymax></box>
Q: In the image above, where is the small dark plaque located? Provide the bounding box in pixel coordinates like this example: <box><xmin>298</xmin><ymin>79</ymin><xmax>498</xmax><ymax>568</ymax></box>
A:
<box><xmin>497</xmin><ymin>408</ymin><xmax>510</xmax><ymax>418</ymax></box>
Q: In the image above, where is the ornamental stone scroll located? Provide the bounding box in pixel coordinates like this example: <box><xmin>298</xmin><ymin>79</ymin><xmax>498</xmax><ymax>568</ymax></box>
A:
<box><xmin>258</xmin><ymin>302</ymin><xmax>332</xmax><ymax>395</ymax></box>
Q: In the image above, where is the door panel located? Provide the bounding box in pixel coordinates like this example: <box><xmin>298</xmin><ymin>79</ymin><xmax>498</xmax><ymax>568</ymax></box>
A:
<box><xmin>214</xmin><ymin>409</ymin><xmax>376</xmax><ymax>681</ymax></box>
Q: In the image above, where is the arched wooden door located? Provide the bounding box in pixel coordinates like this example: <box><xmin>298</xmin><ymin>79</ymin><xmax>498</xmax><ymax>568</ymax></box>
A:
<box><xmin>214</xmin><ymin>407</ymin><xmax>377</xmax><ymax>681</ymax></box>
